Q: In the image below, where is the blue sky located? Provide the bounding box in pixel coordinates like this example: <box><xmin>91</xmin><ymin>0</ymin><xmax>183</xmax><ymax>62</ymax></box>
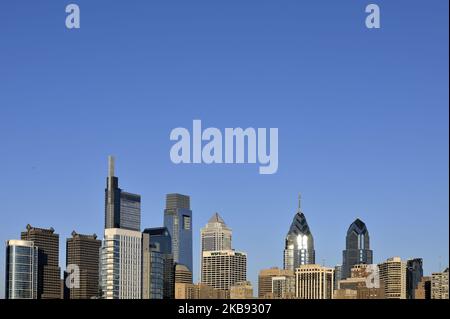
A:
<box><xmin>0</xmin><ymin>1</ymin><xmax>448</xmax><ymax>298</ymax></box>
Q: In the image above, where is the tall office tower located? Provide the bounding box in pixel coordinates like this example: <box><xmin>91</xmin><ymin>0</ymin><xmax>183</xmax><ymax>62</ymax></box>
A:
<box><xmin>431</xmin><ymin>268</ymin><xmax>449</xmax><ymax>299</ymax></box>
<box><xmin>341</xmin><ymin>218</ymin><xmax>373</xmax><ymax>280</ymax></box>
<box><xmin>104</xmin><ymin>156</ymin><xmax>141</xmax><ymax>231</ymax></box>
<box><xmin>142</xmin><ymin>231</ymin><xmax>164</xmax><ymax>299</ymax></box>
<box><xmin>295</xmin><ymin>265</ymin><xmax>334</xmax><ymax>299</ymax></box>
<box><xmin>415</xmin><ymin>276</ymin><xmax>431</xmax><ymax>299</ymax></box>
<box><xmin>201</xmin><ymin>250</ymin><xmax>247</xmax><ymax>292</ymax></box>
<box><xmin>142</xmin><ymin>227</ymin><xmax>174</xmax><ymax>299</ymax></box>
<box><xmin>5</xmin><ymin>240</ymin><xmax>39</xmax><ymax>299</ymax></box>
<box><xmin>65</xmin><ymin>231</ymin><xmax>101</xmax><ymax>299</ymax></box>
<box><xmin>175</xmin><ymin>264</ymin><xmax>193</xmax><ymax>284</ymax></box>
<box><xmin>258</xmin><ymin>267</ymin><xmax>295</xmax><ymax>299</ymax></box>
<box><xmin>283</xmin><ymin>194</ymin><xmax>315</xmax><ymax>271</ymax></box>
<box><xmin>378</xmin><ymin>257</ymin><xmax>407</xmax><ymax>299</ymax></box>
<box><xmin>200</xmin><ymin>212</ymin><xmax>232</xmax><ymax>281</ymax></box>
<box><xmin>164</xmin><ymin>193</ymin><xmax>192</xmax><ymax>272</ymax></box>
<box><xmin>21</xmin><ymin>225</ymin><xmax>60</xmax><ymax>299</ymax></box>
<box><xmin>406</xmin><ymin>258</ymin><xmax>423</xmax><ymax>299</ymax></box>
<box><xmin>230</xmin><ymin>281</ymin><xmax>254</xmax><ymax>299</ymax></box>
<box><xmin>100</xmin><ymin>228</ymin><xmax>142</xmax><ymax>299</ymax></box>
<box><xmin>334</xmin><ymin>265</ymin><xmax>342</xmax><ymax>290</ymax></box>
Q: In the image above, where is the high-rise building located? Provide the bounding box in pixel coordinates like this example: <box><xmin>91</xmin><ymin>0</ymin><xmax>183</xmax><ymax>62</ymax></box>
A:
<box><xmin>342</xmin><ymin>218</ymin><xmax>373</xmax><ymax>280</ymax></box>
<box><xmin>295</xmin><ymin>264</ymin><xmax>334</xmax><ymax>299</ymax></box>
<box><xmin>104</xmin><ymin>156</ymin><xmax>141</xmax><ymax>231</ymax></box>
<box><xmin>283</xmin><ymin>194</ymin><xmax>315</xmax><ymax>271</ymax></box>
<box><xmin>21</xmin><ymin>224</ymin><xmax>60</xmax><ymax>299</ymax></box>
<box><xmin>378</xmin><ymin>257</ymin><xmax>407</xmax><ymax>299</ymax></box>
<box><xmin>65</xmin><ymin>231</ymin><xmax>101</xmax><ymax>299</ymax></box>
<box><xmin>142</xmin><ymin>227</ymin><xmax>174</xmax><ymax>299</ymax></box>
<box><xmin>5</xmin><ymin>240</ymin><xmax>39</xmax><ymax>299</ymax></box>
<box><xmin>258</xmin><ymin>267</ymin><xmax>295</xmax><ymax>299</ymax></box>
<box><xmin>431</xmin><ymin>268</ymin><xmax>449</xmax><ymax>299</ymax></box>
<box><xmin>164</xmin><ymin>193</ymin><xmax>192</xmax><ymax>272</ymax></box>
<box><xmin>142</xmin><ymin>231</ymin><xmax>164</xmax><ymax>299</ymax></box>
<box><xmin>200</xmin><ymin>212</ymin><xmax>232</xmax><ymax>281</ymax></box>
<box><xmin>406</xmin><ymin>258</ymin><xmax>423</xmax><ymax>299</ymax></box>
<box><xmin>201</xmin><ymin>250</ymin><xmax>247</xmax><ymax>292</ymax></box>
<box><xmin>100</xmin><ymin>228</ymin><xmax>142</xmax><ymax>299</ymax></box>
<box><xmin>230</xmin><ymin>281</ymin><xmax>254</xmax><ymax>299</ymax></box>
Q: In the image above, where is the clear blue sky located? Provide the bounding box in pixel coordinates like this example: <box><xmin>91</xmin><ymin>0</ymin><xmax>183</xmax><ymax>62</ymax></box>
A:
<box><xmin>0</xmin><ymin>1</ymin><xmax>448</xmax><ymax>298</ymax></box>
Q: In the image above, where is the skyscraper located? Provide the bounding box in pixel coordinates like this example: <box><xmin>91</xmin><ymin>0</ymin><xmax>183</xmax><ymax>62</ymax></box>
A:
<box><xmin>164</xmin><ymin>193</ymin><xmax>192</xmax><ymax>272</ymax></box>
<box><xmin>342</xmin><ymin>218</ymin><xmax>373</xmax><ymax>280</ymax></box>
<box><xmin>65</xmin><ymin>231</ymin><xmax>101</xmax><ymax>299</ymax></box>
<box><xmin>295</xmin><ymin>265</ymin><xmax>334</xmax><ymax>299</ymax></box>
<box><xmin>104</xmin><ymin>156</ymin><xmax>141</xmax><ymax>231</ymax></box>
<box><xmin>406</xmin><ymin>258</ymin><xmax>423</xmax><ymax>299</ymax></box>
<box><xmin>143</xmin><ymin>227</ymin><xmax>174</xmax><ymax>299</ymax></box>
<box><xmin>378</xmin><ymin>257</ymin><xmax>407</xmax><ymax>299</ymax></box>
<box><xmin>201</xmin><ymin>250</ymin><xmax>247</xmax><ymax>292</ymax></box>
<box><xmin>5</xmin><ymin>240</ymin><xmax>38</xmax><ymax>299</ymax></box>
<box><xmin>100</xmin><ymin>228</ymin><xmax>142</xmax><ymax>299</ymax></box>
<box><xmin>200</xmin><ymin>212</ymin><xmax>232</xmax><ymax>281</ymax></box>
<box><xmin>283</xmin><ymin>194</ymin><xmax>315</xmax><ymax>271</ymax></box>
<box><xmin>142</xmin><ymin>231</ymin><xmax>165</xmax><ymax>299</ymax></box>
<box><xmin>21</xmin><ymin>225</ymin><xmax>60</xmax><ymax>299</ymax></box>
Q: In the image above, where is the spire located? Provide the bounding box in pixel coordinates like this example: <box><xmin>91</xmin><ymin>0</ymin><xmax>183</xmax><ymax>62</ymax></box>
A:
<box><xmin>108</xmin><ymin>155</ymin><xmax>115</xmax><ymax>177</ymax></box>
<box><xmin>208</xmin><ymin>212</ymin><xmax>226</xmax><ymax>225</ymax></box>
<box><xmin>298</xmin><ymin>193</ymin><xmax>301</xmax><ymax>211</ymax></box>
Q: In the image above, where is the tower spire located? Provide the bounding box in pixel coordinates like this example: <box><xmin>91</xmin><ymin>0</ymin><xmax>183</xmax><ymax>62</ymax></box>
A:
<box><xmin>298</xmin><ymin>193</ymin><xmax>301</xmax><ymax>210</ymax></box>
<box><xmin>108</xmin><ymin>155</ymin><xmax>115</xmax><ymax>177</ymax></box>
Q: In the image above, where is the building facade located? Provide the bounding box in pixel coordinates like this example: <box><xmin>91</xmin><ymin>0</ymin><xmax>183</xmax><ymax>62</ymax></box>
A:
<box><xmin>230</xmin><ymin>281</ymin><xmax>254</xmax><ymax>299</ymax></box>
<box><xmin>175</xmin><ymin>283</ymin><xmax>228</xmax><ymax>299</ymax></box>
<box><xmin>100</xmin><ymin>228</ymin><xmax>142</xmax><ymax>299</ymax></box>
<box><xmin>284</xmin><ymin>195</ymin><xmax>315</xmax><ymax>271</ymax></box>
<box><xmin>406</xmin><ymin>258</ymin><xmax>423</xmax><ymax>299</ymax></box>
<box><xmin>175</xmin><ymin>263</ymin><xmax>193</xmax><ymax>284</ymax></box>
<box><xmin>431</xmin><ymin>268</ymin><xmax>449</xmax><ymax>299</ymax></box>
<box><xmin>21</xmin><ymin>224</ymin><xmax>60</xmax><ymax>299</ymax></box>
<box><xmin>5</xmin><ymin>240</ymin><xmax>39</xmax><ymax>299</ymax></box>
<box><xmin>335</xmin><ymin>264</ymin><xmax>385</xmax><ymax>299</ymax></box>
<box><xmin>295</xmin><ymin>265</ymin><xmax>334</xmax><ymax>299</ymax></box>
<box><xmin>378</xmin><ymin>257</ymin><xmax>407</xmax><ymax>299</ymax></box>
<box><xmin>201</xmin><ymin>250</ymin><xmax>247</xmax><ymax>291</ymax></box>
<box><xmin>342</xmin><ymin>218</ymin><xmax>373</xmax><ymax>280</ymax></box>
<box><xmin>164</xmin><ymin>193</ymin><xmax>193</xmax><ymax>272</ymax></box>
<box><xmin>65</xmin><ymin>231</ymin><xmax>101</xmax><ymax>299</ymax></box>
<box><xmin>104</xmin><ymin>156</ymin><xmax>141</xmax><ymax>231</ymax></box>
<box><xmin>142</xmin><ymin>231</ymin><xmax>164</xmax><ymax>299</ymax></box>
<box><xmin>258</xmin><ymin>267</ymin><xmax>295</xmax><ymax>299</ymax></box>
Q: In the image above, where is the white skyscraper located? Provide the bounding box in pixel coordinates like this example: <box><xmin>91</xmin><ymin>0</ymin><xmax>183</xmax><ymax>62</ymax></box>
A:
<box><xmin>100</xmin><ymin>228</ymin><xmax>142</xmax><ymax>299</ymax></box>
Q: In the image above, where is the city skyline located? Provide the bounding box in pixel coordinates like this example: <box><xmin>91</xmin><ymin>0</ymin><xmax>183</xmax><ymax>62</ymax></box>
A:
<box><xmin>0</xmin><ymin>0</ymin><xmax>448</xmax><ymax>299</ymax></box>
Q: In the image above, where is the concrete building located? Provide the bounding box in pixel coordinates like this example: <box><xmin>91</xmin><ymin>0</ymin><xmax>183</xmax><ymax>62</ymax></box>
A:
<box><xmin>230</xmin><ymin>281</ymin><xmax>254</xmax><ymax>299</ymax></box>
<box><xmin>21</xmin><ymin>225</ymin><xmax>61</xmax><ymax>299</ymax></box>
<box><xmin>258</xmin><ymin>267</ymin><xmax>295</xmax><ymax>299</ymax></box>
<box><xmin>201</xmin><ymin>250</ymin><xmax>247</xmax><ymax>291</ymax></box>
<box><xmin>175</xmin><ymin>263</ymin><xmax>193</xmax><ymax>284</ymax></box>
<box><xmin>335</xmin><ymin>264</ymin><xmax>385</xmax><ymax>299</ymax></box>
<box><xmin>175</xmin><ymin>283</ymin><xmax>228</xmax><ymax>299</ymax></box>
<box><xmin>65</xmin><ymin>231</ymin><xmax>101</xmax><ymax>299</ymax></box>
<box><xmin>415</xmin><ymin>276</ymin><xmax>431</xmax><ymax>299</ymax></box>
<box><xmin>295</xmin><ymin>264</ymin><xmax>334</xmax><ymax>299</ymax></box>
<box><xmin>378</xmin><ymin>257</ymin><xmax>407</xmax><ymax>299</ymax></box>
<box><xmin>431</xmin><ymin>268</ymin><xmax>449</xmax><ymax>299</ymax></box>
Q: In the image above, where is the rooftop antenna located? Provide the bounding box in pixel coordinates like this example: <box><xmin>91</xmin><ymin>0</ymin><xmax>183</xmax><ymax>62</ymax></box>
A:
<box><xmin>108</xmin><ymin>155</ymin><xmax>115</xmax><ymax>177</ymax></box>
<box><xmin>298</xmin><ymin>193</ymin><xmax>301</xmax><ymax>211</ymax></box>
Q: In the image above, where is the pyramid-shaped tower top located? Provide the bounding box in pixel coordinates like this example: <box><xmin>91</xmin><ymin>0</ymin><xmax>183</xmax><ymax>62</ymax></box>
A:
<box><xmin>208</xmin><ymin>212</ymin><xmax>226</xmax><ymax>225</ymax></box>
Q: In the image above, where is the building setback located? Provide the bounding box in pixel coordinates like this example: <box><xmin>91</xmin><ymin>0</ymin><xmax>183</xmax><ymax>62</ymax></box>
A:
<box><xmin>21</xmin><ymin>224</ymin><xmax>60</xmax><ymax>299</ymax></box>
<box><xmin>5</xmin><ymin>240</ymin><xmax>39</xmax><ymax>299</ymax></box>
<box><xmin>65</xmin><ymin>231</ymin><xmax>101</xmax><ymax>299</ymax></box>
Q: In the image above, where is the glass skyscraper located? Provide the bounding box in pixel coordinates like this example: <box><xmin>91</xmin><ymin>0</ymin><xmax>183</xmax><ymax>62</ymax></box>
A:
<box><xmin>5</xmin><ymin>240</ymin><xmax>38</xmax><ymax>299</ymax></box>
<box><xmin>342</xmin><ymin>218</ymin><xmax>373</xmax><ymax>279</ymax></box>
<box><xmin>283</xmin><ymin>194</ymin><xmax>315</xmax><ymax>271</ymax></box>
<box><xmin>104</xmin><ymin>156</ymin><xmax>141</xmax><ymax>231</ymax></box>
<box><xmin>406</xmin><ymin>258</ymin><xmax>423</xmax><ymax>299</ymax></box>
<box><xmin>164</xmin><ymin>193</ymin><xmax>193</xmax><ymax>273</ymax></box>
